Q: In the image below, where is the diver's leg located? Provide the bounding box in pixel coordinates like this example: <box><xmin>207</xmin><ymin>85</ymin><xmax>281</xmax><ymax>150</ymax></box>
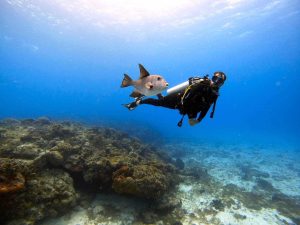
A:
<box><xmin>140</xmin><ymin>98</ymin><xmax>162</xmax><ymax>106</ymax></box>
<box><xmin>187</xmin><ymin>112</ymin><xmax>199</xmax><ymax>126</ymax></box>
<box><xmin>189</xmin><ymin>118</ymin><xmax>200</xmax><ymax>126</ymax></box>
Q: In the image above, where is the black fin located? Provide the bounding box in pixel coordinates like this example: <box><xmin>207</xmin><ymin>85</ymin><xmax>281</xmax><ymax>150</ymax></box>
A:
<box><xmin>138</xmin><ymin>64</ymin><xmax>150</xmax><ymax>79</ymax></box>
<box><xmin>130</xmin><ymin>90</ymin><xmax>144</xmax><ymax>98</ymax></box>
<box><xmin>157</xmin><ymin>93</ymin><xmax>164</xmax><ymax>99</ymax></box>
<box><xmin>122</xmin><ymin>102</ymin><xmax>137</xmax><ymax>111</ymax></box>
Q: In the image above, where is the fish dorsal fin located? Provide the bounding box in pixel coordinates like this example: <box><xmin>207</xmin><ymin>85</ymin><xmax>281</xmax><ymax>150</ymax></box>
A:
<box><xmin>139</xmin><ymin>64</ymin><xmax>150</xmax><ymax>79</ymax></box>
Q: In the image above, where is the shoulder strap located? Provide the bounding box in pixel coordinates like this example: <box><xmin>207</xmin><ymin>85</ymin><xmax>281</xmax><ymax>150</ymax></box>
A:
<box><xmin>180</xmin><ymin>84</ymin><xmax>193</xmax><ymax>105</ymax></box>
<box><xmin>181</xmin><ymin>77</ymin><xmax>206</xmax><ymax>104</ymax></box>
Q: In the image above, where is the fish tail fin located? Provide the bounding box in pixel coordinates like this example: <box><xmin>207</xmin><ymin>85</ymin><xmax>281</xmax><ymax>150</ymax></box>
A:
<box><xmin>121</xmin><ymin>74</ymin><xmax>133</xmax><ymax>87</ymax></box>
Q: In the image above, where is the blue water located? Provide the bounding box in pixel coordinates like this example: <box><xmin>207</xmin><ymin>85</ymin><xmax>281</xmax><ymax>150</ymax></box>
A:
<box><xmin>1</xmin><ymin>0</ymin><xmax>300</xmax><ymax>147</ymax></box>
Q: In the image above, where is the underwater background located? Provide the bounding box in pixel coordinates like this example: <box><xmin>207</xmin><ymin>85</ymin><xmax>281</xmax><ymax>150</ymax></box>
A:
<box><xmin>1</xmin><ymin>0</ymin><xmax>300</xmax><ymax>144</ymax></box>
<box><xmin>1</xmin><ymin>0</ymin><xmax>300</xmax><ymax>225</ymax></box>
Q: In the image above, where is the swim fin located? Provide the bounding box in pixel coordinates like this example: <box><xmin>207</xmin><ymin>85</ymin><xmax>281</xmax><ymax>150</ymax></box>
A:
<box><xmin>122</xmin><ymin>102</ymin><xmax>138</xmax><ymax>111</ymax></box>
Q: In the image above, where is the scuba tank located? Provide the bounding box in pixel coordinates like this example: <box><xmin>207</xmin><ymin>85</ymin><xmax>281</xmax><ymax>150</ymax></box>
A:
<box><xmin>166</xmin><ymin>76</ymin><xmax>204</xmax><ymax>96</ymax></box>
<box><xmin>166</xmin><ymin>81</ymin><xmax>189</xmax><ymax>96</ymax></box>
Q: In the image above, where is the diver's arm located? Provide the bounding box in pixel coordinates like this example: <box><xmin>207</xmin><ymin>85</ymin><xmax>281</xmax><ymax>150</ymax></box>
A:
<box><xmin>197</xmin><ymin>90</ymin><xmax>218</xmax><ymax>122</ymax></box>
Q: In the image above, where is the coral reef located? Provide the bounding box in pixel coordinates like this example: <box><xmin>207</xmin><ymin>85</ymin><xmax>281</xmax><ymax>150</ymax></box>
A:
<box><xmin>0</xmin><ymin>169</ymin><xmax>77</xmax><ymax>225</ymax></box>
<box><xmin>112</xmin><ymin>164</ymin><xmax>174</xmax><ymax>199</ymax></box>
<box><xmin>0</xmin><ymin>118</ymin><xmax>178</xmax><ymax>224</ymax></box>
<box><xmin>1</xmin><ymin>118</ymin><xmax>299</xmax><ymax>225</ymax></box>
<box><xmin>0</xmin><ymin>172</ymin><xmax>25</xmax><ymax>193</ymax></box>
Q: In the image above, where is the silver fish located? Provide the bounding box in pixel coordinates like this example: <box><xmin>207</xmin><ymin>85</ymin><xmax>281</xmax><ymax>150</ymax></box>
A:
<box><xmin>121</xmin><ymin>64</ymin><xmax>168</xmax><ymax>98</ymax></box>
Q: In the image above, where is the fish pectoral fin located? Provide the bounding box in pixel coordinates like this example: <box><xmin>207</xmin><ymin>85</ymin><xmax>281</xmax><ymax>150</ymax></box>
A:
<box><xmin>145</xmin><ymin>82</ymin><xmax>153</xmax><ymax>90</ymax></box>
<box><xmin>130</xmin><ymin>90</ymin><xmax>144</xmax><ymax>98</ymax></box>
<box><xmin>157</xmin><ymin>93</ymin><xmax>164</xmax><ymax>99</ymax></box>
<box><xmin>139</xmin><ymin>64</ymin><xmax>150</xmax><ymax>79</ymax></box>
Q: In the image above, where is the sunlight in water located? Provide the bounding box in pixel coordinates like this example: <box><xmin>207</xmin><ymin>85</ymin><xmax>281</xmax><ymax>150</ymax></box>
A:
<box><xmin>56</xmin><ymin>0</ymin><xmax>202</xmax><ymax>26</ymax></box>
<box><xmin>5</xmin><ymin>0</ymin><xmax>291</xmax><ymax>36</ymax></box>
<box><xmin>5</xmin><ymin>0</ymin><xmax>208</xmax><ymax>28</ymax></box>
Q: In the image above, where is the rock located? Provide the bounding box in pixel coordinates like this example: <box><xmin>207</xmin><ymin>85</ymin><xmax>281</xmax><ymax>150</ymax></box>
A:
<box><xmin>0</xmin><ymin>172</ymin><xmax>25</xmax><ymax>193</ymax></box>
<box><xmin>153</xmin><ymin>194</ymin><xmax>182</xmax><ymax>213</ymax></box>
<box><xmin>21</xmin><ymin>119</ymin><xmax>35</xmax><ymax>126</ymax></box>
<box><xmin>256</xmin><ymin>178</ymin><xmax>275</xmax><ymax>192</ymax></box>
<box><xmin>240</xmin><ymin>166</ymin><xmax>270</xmax><ymax>181</ymax></box>
<box><xmin>271</xmin><ymin>193</ymin><xmax>289</xmax><ymax>202</ymax></box>
<box><xmin>1</xmin><ymin>118</ymin><xmax>20</xmax><ymax>126</ymax></box>
<box><xmin>45</xmin><ymin>151</ymin><xmax>64</xmax><ymax>166</ymax></box>
<box><xmin>6</xmin><ymin>219</ymin><xmax>33</xmax><ymax>225</ymax></box>
<box><xmin>174</xmin><ymin>158</ymin><xmax>184</xmax><ymax>170</ymax></box>
<box><xmin>0</xmin><ymin>169</ymin><xmax>78</xmax><ymax>224</ymax></box>
<box><xmin>16</xmin><ymin>143</ymin><xmax>41</xmax><ymax>159</ymax></box>
<box><xmin>1</xmin><ymin>142</ymin><xmax>42</xmax><ymax>160</ymax></box>
<box><xmin>34</xmin><ymin>117</ymin><xmax>51</xmax><ymax>126</ymax></box>
<box><xmin>112</xmin><ymin>165</ymin><xmax>171</xmax><ymax>199</ymax></box>
<box><xmin>210</xmin><ymin>199</ymin><xmax>225</xmax><ymax>211</ymax></box>
<box><xmin>140</xmin><ymin>211</ymin><xmax>159</xmax><ymax>224</ymax></box>
<box><xmin>184</xmin><ymin>165</ymin><xmax>210</xmax><ymax>181</ymax></box>
<box><xmin>234</xmin><ymin>213</ymin><xmax>247</xmax><ymax>220</ymax></box>
<box><xmin>271</xmin><ymin>193</ymin><xmax>300</xmax><ymax>223</ymax></box>
<box><xmin>93</xmin><ymin>205</ymin><xmax>104</xmax><ymax>215</ymax></box>
<box><xmin>0</xmin><ymin>119</ymin><xmax>179</xmax><ymax>223</ymax></box>
<box><xmin>172</xmin><ymin>222</ymin><xmax>183</xmax><ymax>225</ymax></box>
<box><xmin>48</xmin><ymin>124</ymin><xmax>74</xmax><ymax>139</ymax></box>
<box><xmin>86</xmin><ymin>207</ymin><xmax>94</xmax><ymax>219</ymax></box>
<box><xmin>0</xmin><ymin>158</ymin><xmax>32</xmax><ymax>178</ymax></box>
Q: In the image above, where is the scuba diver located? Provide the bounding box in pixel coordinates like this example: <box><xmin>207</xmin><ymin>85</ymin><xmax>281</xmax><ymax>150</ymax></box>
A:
<box><xmin>124</xmin><ymin>72</ymin><xmax>226</xmax><ymax>127</ymax></box>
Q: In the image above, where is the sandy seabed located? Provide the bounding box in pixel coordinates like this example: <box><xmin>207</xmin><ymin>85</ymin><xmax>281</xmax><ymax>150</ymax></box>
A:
<box><xmin>42</xmin><ymin>141</ymin><xmax>300</xmax><ymax>225</ymax></box>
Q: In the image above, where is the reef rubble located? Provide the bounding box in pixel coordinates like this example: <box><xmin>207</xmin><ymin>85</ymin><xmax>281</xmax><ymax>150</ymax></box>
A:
<box><xmin>0</xmin><ymin>118</ymin><xmax>179</xmax><ymax>225</ymax></box>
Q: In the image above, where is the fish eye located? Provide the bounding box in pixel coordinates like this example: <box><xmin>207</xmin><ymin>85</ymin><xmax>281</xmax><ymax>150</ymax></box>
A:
<box><xmin>157</xmin><ymin>77</ymin><xmax>161</xmax><ymax>81</ymax></box>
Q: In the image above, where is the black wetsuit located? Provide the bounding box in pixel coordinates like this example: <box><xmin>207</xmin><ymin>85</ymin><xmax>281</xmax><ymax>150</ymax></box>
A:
<box><xmin>140</xmin><ymin>77</ymin><xmax>219</xmax><ymax>121</ymax></box>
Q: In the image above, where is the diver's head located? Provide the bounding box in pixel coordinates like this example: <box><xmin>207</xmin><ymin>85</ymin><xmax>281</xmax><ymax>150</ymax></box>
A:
<box><xmin>212</xmin><ymin>71</ymin><xmax>226</xmax><ymax>88</ymax></box>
